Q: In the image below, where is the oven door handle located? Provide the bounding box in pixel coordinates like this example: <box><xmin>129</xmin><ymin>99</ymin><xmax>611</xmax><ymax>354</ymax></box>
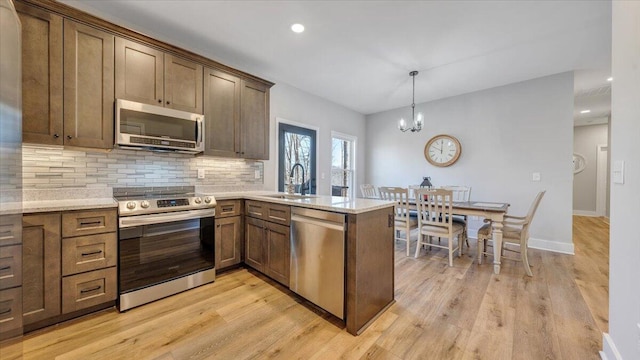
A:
<box><xmin>119</xmin><ymin>209</ymin><xmax>216</xmax><ymax>228</ymax></box>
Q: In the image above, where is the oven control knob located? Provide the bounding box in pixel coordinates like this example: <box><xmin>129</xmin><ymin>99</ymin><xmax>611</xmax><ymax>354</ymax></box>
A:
<box><xmin>140</xmin><ymin>200</ymin><xmax>150</xmax><ymax>208</ymax></box>
<box><xmin>194</xmin><ymin>197</ymin><xmax>202</xmax><ymax>204</ymax></box>
<box><xmin>204</xmin><ymin>196</ymin><xmax>212</xmax><ymax>204</ymax></box>
<box><xmin>126</xmin><ymin>201</ymin><xmax>137</xmax><ymax>210</ymax></box>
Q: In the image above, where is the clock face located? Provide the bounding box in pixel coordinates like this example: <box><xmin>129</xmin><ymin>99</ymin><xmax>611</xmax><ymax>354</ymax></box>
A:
<box><xmin>424</xmin><ymin>135</ymin><xmax>461</xmax><ymax>167</ymax></box>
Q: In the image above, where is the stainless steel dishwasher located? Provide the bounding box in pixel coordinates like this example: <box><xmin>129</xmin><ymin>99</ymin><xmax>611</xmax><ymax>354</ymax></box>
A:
<box><xmin>290</xmin><ymin>207</ymin><xmax>346</xmax><ymax>319</ymax></box>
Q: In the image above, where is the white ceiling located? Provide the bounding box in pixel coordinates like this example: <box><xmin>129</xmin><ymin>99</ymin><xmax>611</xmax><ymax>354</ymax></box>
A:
<box><xmin>61</xmin><ymin>0</ymin><xmax>612</xmax><ymax>117</ymax></box>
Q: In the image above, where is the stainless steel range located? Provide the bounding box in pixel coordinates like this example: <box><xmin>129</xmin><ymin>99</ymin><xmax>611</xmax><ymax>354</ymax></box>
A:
<box><xmin>114</xmin><ymin>187</ymin><xmax>216</xmax><ymax>311</ymax></box>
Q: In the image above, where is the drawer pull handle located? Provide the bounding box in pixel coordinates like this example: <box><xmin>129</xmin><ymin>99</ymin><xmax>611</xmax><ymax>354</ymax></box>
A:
<box><xmin>80</xmin><ymin>221</ymin><xmax>102</xmax><ymax>226</ymax></box>
<box><xmin>0</xmin><ymin>230</ymin><xmax>13</xmax><ymax>239</ymax></box>
<box><xmin>0</xmin><ymin>308</ymin><xmax>11</xmax><ymax>315</ymax></box>
<box><xmin>80</xmin><ymin>285</ymin><xmax>101</xmax><ymax>294</ymax></box>
<box><xmin>269</xmin><ymin>216</ymin><xmax>286</xmax><ymax>221</ymax></box>
<box><xmin>222</xmin><ymin>207</ymin><xmax>234</xmax><ymax>212</ymax></box>
<box><xmin>0</xmin><ymin>266</ymin><xmax>10</xmax><ymax>271</ymax></box>
<box><xmin>81</xmin><ymin>250</ymin><xmax>103</xmax><ymax>257</ymax></box>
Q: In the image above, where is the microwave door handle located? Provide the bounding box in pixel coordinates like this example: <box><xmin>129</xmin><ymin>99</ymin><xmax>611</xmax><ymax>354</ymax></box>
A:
<box><xmin>197</xmin><ymin>118</ymin><xmax>203</xmax><ymax>145</ymax></box>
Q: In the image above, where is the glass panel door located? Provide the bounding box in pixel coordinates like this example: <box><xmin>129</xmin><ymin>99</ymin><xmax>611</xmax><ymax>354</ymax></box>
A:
<box><xmin>278</xmin><ymin>123</ymin><xmax>316</xmax><ymax>194</ymax></box>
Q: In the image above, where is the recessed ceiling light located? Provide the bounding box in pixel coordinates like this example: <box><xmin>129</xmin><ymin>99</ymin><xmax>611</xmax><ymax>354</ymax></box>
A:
<box><xmin>291</xmin><ymin>24</ymin><xmax>305</xmax><ymax>33</ymax></box>
<box><xmin>580</xmin><ymin>110</ymin><xmax>591</xmax><ymax>114</ymax></box>
<box><xmin>607</xmin><ymin>77</ymin><xmax>613</xmax><ymax>82</ymax></box>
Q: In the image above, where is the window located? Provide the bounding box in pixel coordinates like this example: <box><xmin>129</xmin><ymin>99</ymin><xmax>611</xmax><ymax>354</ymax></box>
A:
<box><xmin>278</xmin><ymin>122</ymin><xmax>317</xmax><ymax>194</ymax></box>
<box><xmin>331</xmin><ymin>132</ymin><xmax>356</xmax><ymax>198</ymax></box>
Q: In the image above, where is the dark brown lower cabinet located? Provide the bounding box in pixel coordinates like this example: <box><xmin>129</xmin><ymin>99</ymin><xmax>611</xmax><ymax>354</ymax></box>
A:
<box><xmin>244</xmin><ymin>217</ymin><xmax>266</xmax><ymax>272</ymax></box>
<box><xmin>215</xmin><ymin>216</ymin><xmax>243</xmax><ymax>271</ymax></box>
<box><xmin>244</xmin><ymin>216</ymin><xmax>290</xmax><ymax>286</ymax></box>
<box><xmin>22</xmin><ymin>213</ymin><xmax>62</xmax><ymax>326</ymax></box>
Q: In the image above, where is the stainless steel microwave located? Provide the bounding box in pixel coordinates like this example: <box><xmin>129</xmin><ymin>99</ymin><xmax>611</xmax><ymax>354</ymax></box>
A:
<box><xmin>115</xmin><ymin>99</ymin><xmax>204</xmax><ymax>153</ymax></box>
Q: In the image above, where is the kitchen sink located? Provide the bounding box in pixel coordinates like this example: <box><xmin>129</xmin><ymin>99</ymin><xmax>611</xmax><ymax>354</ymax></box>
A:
<box><xmin>261</xmin><ymin>194</ymin><xmax>317</xmax><ymax>200</ymax></box>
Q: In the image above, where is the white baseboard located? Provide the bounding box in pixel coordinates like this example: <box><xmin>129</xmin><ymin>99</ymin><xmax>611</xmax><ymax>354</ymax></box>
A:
<box><xmin>573</xmin><ymin>210</ymin><xmax>599</xmax><ymax>217</ymax></box>
<box><xmin>468</xmin><ymin>233</ymin><xmax>575</xmax><ymax>255</ymax></box>
<box><xmin>600</xmin><ymin>333</ymin><xmax>623</xmax><ymax>360</ymax></box>
<box><xmin>528</xmin><ymin>237</ymin><xmax>575</xmax><ymax>255</ymax></box>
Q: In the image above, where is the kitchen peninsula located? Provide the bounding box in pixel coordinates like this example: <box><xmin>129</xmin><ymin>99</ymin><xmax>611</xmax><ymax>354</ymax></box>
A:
<box><xmin>212</xmin><ymin>192</ymin><xmax>396</xmax><ymax>335</ymax></box>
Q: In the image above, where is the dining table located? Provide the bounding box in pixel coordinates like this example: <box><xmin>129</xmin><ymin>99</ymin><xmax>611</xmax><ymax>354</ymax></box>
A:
<box><xmin>406</xmin><ymin>198</ymin><xmax>510</xmax><ymax>274</ymax></box>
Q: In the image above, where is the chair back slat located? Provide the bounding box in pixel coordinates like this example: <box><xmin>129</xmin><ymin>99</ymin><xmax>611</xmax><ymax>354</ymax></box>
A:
<box><xmin>360</xmin><ymin>184</ymin><xmax>378</xmax><ymax>198</ymax></box>
<box><xmin>441</xmin><ymin>185</ymin><xmax>471</xmax><ymax>202</ymax></box>
<box><xmin>415</xmin><ymin>188</ymin><xmax>454</xmax><ymax>230</ymax></box>
<box><xmin>379</xmin><ymin>187</ymin><xmax>411</xmax><ymax>220</ymax></box>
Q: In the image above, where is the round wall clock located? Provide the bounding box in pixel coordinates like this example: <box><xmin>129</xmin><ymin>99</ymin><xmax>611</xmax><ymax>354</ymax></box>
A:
<box><xmin>424</xmin><ymin>134</ymin><xmax>462</xmax><ymax>167</ymax></box>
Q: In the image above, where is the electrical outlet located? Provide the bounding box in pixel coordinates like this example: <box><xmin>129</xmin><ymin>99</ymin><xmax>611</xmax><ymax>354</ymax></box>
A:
<box><xmin>531</xmin><ymin>172</ymin><xmax>541</xmax><ymax>182</ymax></box>
<box><xmin>254</xmin><ymin>170</ymin><xmax>261</xmax><ymax>179</ymax></box>
<box><xmin>321</xmin><ymin>172</ymin><xmax>325</xmax><ymax>180</ymax></box>
<box><xmin>197</xmin><ymin>169</ymin><xmax>205</xmax><ymax>179</ymax></box>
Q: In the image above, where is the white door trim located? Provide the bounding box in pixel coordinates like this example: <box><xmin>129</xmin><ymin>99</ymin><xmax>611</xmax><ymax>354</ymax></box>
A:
<box><xmin>596</xmin><ymin>144</ymin><xmax>608</xmax><ymax>216</ymax></box>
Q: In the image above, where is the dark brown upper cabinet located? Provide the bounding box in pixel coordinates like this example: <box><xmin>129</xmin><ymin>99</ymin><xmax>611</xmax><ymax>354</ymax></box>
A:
<box><xmin>63</xmin><ymin>20</ymin><xmax>115</xmax><ymax>149</ymax></box>
<box><xmin>115</xmin><ymin>38</ymin><xmax>203</xmax><ymax>114</ymax></box>
<box><xmin>204</xmin><ymin>68</ymin><xmax>241</xmax><ymax>157</ymax></box>
<box><xmin>18</xmin><ymin>2</ymin><xmax>114</xmax><ymax>149</ymax></box>
<box><xmin>240</xmin><ymin>79</ymin><xmax>270</xmax><ymax>160</ymax></box>
<box><xmin>17</xmin><ymin>3</ymin><xmax>63</xmax><ymax>145</ymax></box>
<box><xmin>204</xmin><ymin>71</ymin><xmax>270</xmax><ymax>160</ymax></box>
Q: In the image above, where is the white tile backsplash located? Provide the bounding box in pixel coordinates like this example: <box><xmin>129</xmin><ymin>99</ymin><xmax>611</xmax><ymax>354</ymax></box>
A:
<box><xmin>22</xmin><ymin>145</ymin><xmax>264</xmax><ymax>190</ymax></box>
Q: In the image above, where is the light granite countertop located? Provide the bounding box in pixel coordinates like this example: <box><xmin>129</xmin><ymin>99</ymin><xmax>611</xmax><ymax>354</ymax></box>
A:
<box><xmin>22</xmin><ymin>198</ymin><xmax>118</xmax><ymax>214</ymax></box>
<box><xmin>207</xmin><ymin>191</ymin><xmax>395</xmax><ymax>215</ymax></box>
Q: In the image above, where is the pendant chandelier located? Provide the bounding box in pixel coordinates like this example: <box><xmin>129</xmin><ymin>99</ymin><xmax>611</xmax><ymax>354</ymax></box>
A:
<box><xmin>397</xmin><ymin>71</ymin><xmax>424</xmax><ymax>133</ymax></box>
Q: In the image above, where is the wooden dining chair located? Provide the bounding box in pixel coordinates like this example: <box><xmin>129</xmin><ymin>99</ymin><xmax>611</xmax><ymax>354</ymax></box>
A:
<box><xmin>414</xmin><ymin>188</ymin><xmax>464</xmax><ymax>266</ymax></box>
<box><xmin>477</xmin><ymin>190</ymin><xmax>546</xmax><ymax>276</ymax></box>
<box><xmin>379</xmin><ymin>187</ymin><xmax>418</xmax><ymax>256</ymax></box>
<box><xmin>360</xmin><ymin>184</ymin><xmax>378</xmax><ymax>198</ymax></box>
<box><xmin>441</xmin><ymin>185</ymin><xmax>471</xmax><ymax>248</ymax></box>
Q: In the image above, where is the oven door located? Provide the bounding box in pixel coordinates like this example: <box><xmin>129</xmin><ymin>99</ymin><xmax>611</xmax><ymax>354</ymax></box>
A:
<box><xmin>118</xmin><ymin>209</ymin><xmax>215</xmax><ymax>294</ymax></box>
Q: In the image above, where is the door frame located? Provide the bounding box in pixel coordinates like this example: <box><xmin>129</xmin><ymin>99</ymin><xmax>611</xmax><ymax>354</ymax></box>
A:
<box><xmin>275</xmin><ymin>117</ymin><xmax>319</xmax><ymax>194</ymax></box>
<box><xmin>331</xmin><ymin>131</ymin><xmax>357</xmax><ymax>198</ymax></box>
<box><xmin>596</xmin><ymin>144</ymin><xmax>608</xmax><ymax>217</ymax></box>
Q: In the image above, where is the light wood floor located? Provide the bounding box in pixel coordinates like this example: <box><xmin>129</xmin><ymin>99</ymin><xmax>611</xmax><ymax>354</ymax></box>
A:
<box><xmin>0</xmin><ymin>216</ymin><xmax>608</xmax><ymax>360</ymax></box>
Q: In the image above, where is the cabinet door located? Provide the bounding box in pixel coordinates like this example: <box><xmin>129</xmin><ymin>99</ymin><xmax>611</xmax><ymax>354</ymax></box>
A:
<box><xmin>17</xmin><ymin>3</ymin><xmax>63</xmax><ymax>145</ymax></box>
<box><xmin>204</xmin><ymin>68</ymin><xmax>240</xmax><ymax>157</ymax></box>
<box><xmin>63</xmin><ymin>20</ymin><xmax>114</xmax><ymax>149</ymax></box>
<box><xmin>265</xmin><ymin>222</ymin><xmax>290</xmax><ymax>286</ymax></box>
<box><xmin>115</xmin><ymin>37</ymin><xmax>164</xmax><ymax>106</ymax></box>
<box><xmin>22</xmin><ymin>213</ymin><xmax>61</xmax><ymax>325</ymax></box>
<box><xmin>164</xmin><ymin>54</ymin><xmax>203</xmax><ymax>113</ymax></box>
<box><xmin>244</xmin><ymin>217</ymin><xmax>265</xmax><ymax>272</ymax></box>
<box><xmin>215</xmin><ymin>216</ymin><xmax>243</xmax><ymax>271</ymax></box>
<box><xmin>240</xmin><ymin>79</ymin><xmax>270</xmax><ymax>160</ymax></box>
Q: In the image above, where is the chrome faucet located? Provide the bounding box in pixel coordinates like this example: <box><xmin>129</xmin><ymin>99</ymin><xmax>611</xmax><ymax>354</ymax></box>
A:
<box><xmin>290</xmin><ymin>163</ymin><xmax>307</xmax><ymax>195</ymax></box>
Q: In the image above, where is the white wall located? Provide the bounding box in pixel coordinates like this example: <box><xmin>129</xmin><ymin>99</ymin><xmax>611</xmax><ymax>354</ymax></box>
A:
<box><xmin>603</xmin><ymin>2</ymin><xmax>640</xmax><ymax>359</ymax></box>
<box><xmin>366</xmin><ymin>72</ymin><xmax>574</xmax><ymax>253</ymax></box>
<box><xmin>573</xmin><ymin>124</ymin><xmax>608</xmax><ymax>214</ymax></box>
<box><xmin>264</xmin><ymin>82</ymin><xmax>366</xmax><ymax>196</ymax></box>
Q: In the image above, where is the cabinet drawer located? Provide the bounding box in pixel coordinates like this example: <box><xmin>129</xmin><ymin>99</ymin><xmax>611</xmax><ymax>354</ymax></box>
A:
<box><xmin>62</xmin><ymin>267</ymin><xmax>116</xmax><ymax>314</ymax></box>
<box><xmin>0</xmin><ymin>214</ymin><xmax>22</xmax><ymax>246</ymax></box>
<box><xmin>62</xmin><ymin>209</ymin><xmax>116</xmax><ymax>237</ymax></box>
<box><xmin>0</xmin><ymin>245</ymin><xmax>22</xmax><ymax>290</ymax></box>
<box><xmin>265</xmin><ymin>203</ymin><xmax>290</xmax><ymax>226</ymax></box>
<box><xmin>62</xmin><ymin>233</ymin><xmax>116</xmax><ymax>276</ymax></box>
<box><xmin>0</xmin><ymin>287</ymin><xmax>22</xmax><ymax>338</ymax></box>
<box><xmin>216</xmin><ymin>200</ymin><xmax>243</xmax><ymax>218</ymax></box>
<box><xmin>245</xmin><ymin>200</ymin><xmax>265</xmax><ymax>219</ymax></box>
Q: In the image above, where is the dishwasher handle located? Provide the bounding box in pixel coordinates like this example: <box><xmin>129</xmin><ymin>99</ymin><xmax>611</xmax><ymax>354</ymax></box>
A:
<box><xmin>291</xmin><ymin>214</ymin><xmax>345</xmax><ymax>232</ymax></box>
